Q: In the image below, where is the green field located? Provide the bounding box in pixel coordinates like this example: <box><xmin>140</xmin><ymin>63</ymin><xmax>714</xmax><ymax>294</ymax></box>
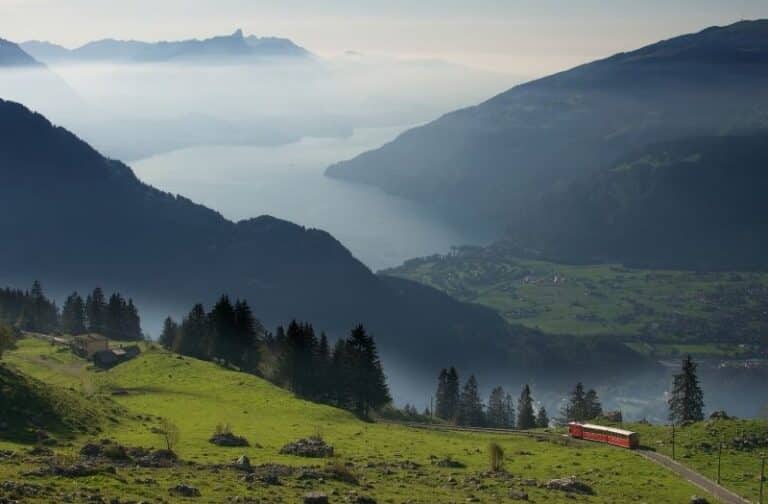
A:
<box><xmin>385</xmin><ymin>247</ymin><xmax>768</xmax><ymax>351</ymax></box>
<box><xmin>0</xmin><ymin>337</ymin><xmax>729</xmax><ymax>503</ymax></box>
<box><xmin>629</xmin><ymin>420</ymin><xmax>768</xmax><ymax>503</ymax></box>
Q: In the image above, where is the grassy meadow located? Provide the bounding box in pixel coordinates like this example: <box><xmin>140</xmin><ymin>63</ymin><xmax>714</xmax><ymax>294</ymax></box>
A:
<box><xmin>0</xmin><ymin>337</ymin><xmax>720</xmax><ymax>503</ymax></box>
<box><xmin>385</xmin><ymin>248</ymin><xmax>768</xmax><ymax>352</ymax></box>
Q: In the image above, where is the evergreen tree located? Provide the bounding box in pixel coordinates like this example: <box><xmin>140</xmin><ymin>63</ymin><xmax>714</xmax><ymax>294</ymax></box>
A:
<box><xmin>329</xmin><ymin>337</ymin><xmax>350</xmax><ymax>408</ymax></box>
<box><xmin>159</xmin><ymin>317</ymin><xmax>179</xmax><ymax>350</ymax></box>
<box><xmin>536</xmin><ymin>406</ymin><xmax>550</xmax><ymax>428</ymax></box>
<box><xmin>345</xmin><ymin>324</ymin><xmax>390</xmax><ymax>417</ymax></box>
<box><xmin>668</xmin><ymin>355</ymin><xmax>705</xmax><ymax>424</ymax></box>
<box><xmin>85</xmin><ymin>287</ymin><xmax>107</xmax><ymax>334</ymax></box>
<box><xmin>486</xmin><ymin>386</ymin><xmax>507</xmax><ymax>427</ymax></box>
<box><xmin>457</xmin><ymin>375</ymin><xmax>484</xmax><ymax>427</ymax></box>
<box><xmin>445</xmin><ymin>367</ymin><xmax>460</xmax><ymax>422</ymax></box>
<box><xmin>563</xmin><ymin>382</ymin><xmax>588</xmax><ymax>422</ymax></box>
<box><xmin>435</xmin><ymin>368</ymin><xmax>450</xmax><ymax>419</ymax></box>
<box><xmin>61</xmin><ymin>292</ymin><xmax>86</xmax><ymax>335</ymax></box>
<box><xmin>504</xmin><ymin>392</ymin><xmax>516</xmax><ymax>428</ymax></box>
<box><xmin>314</xmin><ymin>332</ymin><xmax>331</xmax><ymax>401</ymax></box>
<box><xmin>517</xmin><ymin>384</ymin><xmax>536</xmax><ymax>429</ymax></box>
<box><xmin>106</xmin><ymin>293</ymin><xmax>127</xmax><ymax>338</ymax></box>
<box><xmin>585</xmin><ymin>388</ymin><xmax>603</xmax><ymax>420</ymax></box>
<box><xmin>233</xmin><ymin>299</ymin><xmax>259</xmax><ymax>370</ymax></box>
<box><xmin>125</xmin><ymin>299</ymin><xmax>142</xmax><ymax>340</ymax></box>
<box><xmin>175</xmin><ymin>303</ymin><xmax>209</xmax><ymax>359</ymax></box>
<box><xmin>209</xmin><ymin>295</ymin><xmax>237</xmax><ymax>364</ymax></box>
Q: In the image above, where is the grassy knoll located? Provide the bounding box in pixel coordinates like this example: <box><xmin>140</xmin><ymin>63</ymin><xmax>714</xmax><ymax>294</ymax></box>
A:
<box><xmin>628</xmin><ymin>420</ymin><xmax>768</xmax><ymax>503</ymax></box>
<box><xmin>0</xmin><ymin>338</ymin><xmax>711</xmax><ymax>503</ymax></box>
<box><xmin>384</xmin><ymin>247</ymin><xmax>768</xmax><ymax>351</ymax></box>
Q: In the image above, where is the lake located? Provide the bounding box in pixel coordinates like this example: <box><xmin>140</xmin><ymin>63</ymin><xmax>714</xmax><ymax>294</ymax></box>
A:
<box><xmin>131</xmin><ymin>126</ymin><xmax>493</xmax><ymax>271</ymax></box>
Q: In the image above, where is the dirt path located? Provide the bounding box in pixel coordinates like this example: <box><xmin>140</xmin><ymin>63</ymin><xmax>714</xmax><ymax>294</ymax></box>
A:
<box><xmin>637</xmin><ymin>449</ymin><xmax>752</xmax><ymax>504</ymax></box>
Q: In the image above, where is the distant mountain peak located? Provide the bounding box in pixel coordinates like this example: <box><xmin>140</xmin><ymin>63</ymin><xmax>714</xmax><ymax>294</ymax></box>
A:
<box><xmin>0</xmin><ymin>38</ymin><xmax>43</xmax><ymax>67</ymax></box>
<box><xmin>231</xmin><ymin>29</ymin><xmax>244</xmax><ymax>39</ymax></box>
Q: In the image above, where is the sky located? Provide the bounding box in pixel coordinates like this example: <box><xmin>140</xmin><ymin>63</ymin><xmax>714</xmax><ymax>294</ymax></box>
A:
<box><xmin>2</xmin><ymin>0</ymin><xmax>768</xmax><ymax>74</ymax></box>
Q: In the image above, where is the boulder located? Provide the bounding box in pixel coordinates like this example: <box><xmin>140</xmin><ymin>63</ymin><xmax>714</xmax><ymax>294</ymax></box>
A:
<box><xmin>169</xmin><ymin>483</ymin><xmax>201</xmax><ymax>497</ymax></box>
<box><xmin>545</xmin><ymin>476</ymin><xmax>594</xmax><ymax>495</ymax></box>
<box><xmin>233</xmin><ymin>455</ymin><xmax>251</xmax><ymax>472</ymax></box>
<box><xmin>303</xmin><ymin>492</ymin><xmax>328</xmax><ymax>504</ymax></box>
<box><xmin>209</xmin><ymin>432</ymin><xmax>250</xmax><ymax>447</ymax></box>
<box><xmin>280</xmin><ymin>438</ymin><xmax>334</xmax><ymax>458</ymax></box>
<box><xmin>690</xmin><ymin>497</ymin><xmax>709</xmax><ymax>504</ymax></box>
<box><xmin>509</xmin><ymin>489</ymin><xmax>529</xmax><ymax>500</ymax></box>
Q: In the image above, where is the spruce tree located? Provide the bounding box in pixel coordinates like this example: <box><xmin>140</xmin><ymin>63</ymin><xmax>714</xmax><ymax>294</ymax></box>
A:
<box><xmin>330</xmin><ymin>337</ymin><xmax>350</xmax><ymax>408</ymax></box>
<box><xmin>536</xmin><ymin>406</ymin><xmax>549</xmax><ymax>428</ymax></box>
<box><xmin>668</xmin><ymin>355</ymin><xmax>705</xmax><ymax>424</ymax></box>
<box><xmin>314</xmin><ymin>332</ymin><xmax>331</xmax><ymax>401</ymax></box>
<box><xmin>445</xmin><ymin>367</ymin><xmax>460</xmax><ymax>422</ymax></box>
<box><xmin>435</xmin><ymin>368</ymin><xmax>449</xmax><ymax>419</ymax></box>
<box><xmin>106</xmin><ymin>293</ymin><xmax>127</xmax><ymax>339</ymax></box>
<box><xmin>345</xmin><ymin>324</ymin><xmax>390</xmax><ymax>417</ymax></box>
<box><xmin>504</xmin><ymin>392</ymin><xmax>516</xmax><ymax>428</ymax></box>
<box><xmin>234</xmin><ymin>299</ymin><xmax>259</xmax><ymax>371</ymax></box>
<box><xmin>486</xmin><ymin>386</ymin><xmax>507</xmax><ymax>428</ymax></box>
<box><xmin>517</xmin><ymin>384</ymin><xmax>536</xmax><ymax>429</ymax></box>
<box><xmin>61</xmin><ymin>292</ymin><xmax>86</xmax><ymax>335</ymax></box>
<box><xmin>457</xmin><ymin>375</ymin><xmax>484</xmax><ymax>427</ymax></box>
<box><xmin>176</xmin><ymin>303</ymin><xmax>209</xmax><ymax>358</ymax></box>
<box><xmin>85</xmin><ymin>287</ymin><xmax>107</xmax><ymax>334</ymax></box>
<box><xmin>209</xmin><ymin>295</ymin><xmax>237</xmax><ymax>364</ymax></box>
<box><xmin>159</xmin><ymin>317</ymin><xmax>179</xmax><ymax>349</ymax></box>
<box><xmin>585</xmin><ymin>388</ymin><xmax>603</xmax><ymax>420</ymax></box>
<box><xmin>563</xmin><ymin>382</ymin><xmax>588</xmax><ymax>422</ymax></box>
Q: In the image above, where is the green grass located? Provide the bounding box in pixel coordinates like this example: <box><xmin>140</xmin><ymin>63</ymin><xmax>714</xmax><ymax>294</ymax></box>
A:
<box><xmin>0</xmin><ymin>337</ymin><xmax>716</xmax><ymax>503</ymax></box>
<box><xmin>628</xmin><ymin>420</ymin><xmax>768</xmax><ymax>503</ymax></box>
<box><xmin>384</xmin><ymin>248</ymin><xmax>768</xmax><ymax>351</ymax></box>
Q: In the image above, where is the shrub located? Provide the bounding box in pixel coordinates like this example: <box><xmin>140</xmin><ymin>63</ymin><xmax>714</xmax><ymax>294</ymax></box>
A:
<box><xmin>488</xmin><ymin>442</ymin><xmax>504</xmax><ymax>472</ymax></box>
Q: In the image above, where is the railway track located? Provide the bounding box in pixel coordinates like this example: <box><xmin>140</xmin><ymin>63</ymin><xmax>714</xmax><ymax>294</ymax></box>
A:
<box><xmin>389</xmin><ymin>421</ymin><xmax>753</xmax><ymax>503</ymax></box>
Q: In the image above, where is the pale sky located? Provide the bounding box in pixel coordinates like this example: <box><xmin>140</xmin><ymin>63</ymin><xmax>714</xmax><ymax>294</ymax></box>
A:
<box><xmin>2</xmin><ymin>0</ymin><xmax>767</xmax><ymax>74</ymax></box>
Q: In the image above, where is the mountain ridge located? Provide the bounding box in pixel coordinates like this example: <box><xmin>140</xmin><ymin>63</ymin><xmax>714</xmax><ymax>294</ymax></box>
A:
<box><xmin>326</xmin><ymin>19</ymin><xmax>768</xmax><ymax>269</ymax></box>
<box><xmin>20</xmin><ymin>29</ymin><xmax>313</xmax><ymax>64</ymax></box>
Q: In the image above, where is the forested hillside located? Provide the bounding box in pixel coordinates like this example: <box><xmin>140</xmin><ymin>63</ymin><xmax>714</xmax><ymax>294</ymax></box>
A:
<box><xmin>327</xmin><ymin>20</ymin><xmax>768</xmax><ymax>269</ymax></box>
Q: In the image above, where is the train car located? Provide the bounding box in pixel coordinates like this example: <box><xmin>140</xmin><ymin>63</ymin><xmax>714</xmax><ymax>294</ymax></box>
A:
<box><xmin>568</xmin><ymin>422</ymin><xmax>639</xmax><ymax>449</ymax></box>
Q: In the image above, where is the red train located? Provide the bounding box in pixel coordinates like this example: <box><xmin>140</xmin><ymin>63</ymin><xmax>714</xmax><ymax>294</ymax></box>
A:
<box><xmin>568</xmin><ymin>422</ymin><xmax>639</xmax><ymax>449</ymax></box>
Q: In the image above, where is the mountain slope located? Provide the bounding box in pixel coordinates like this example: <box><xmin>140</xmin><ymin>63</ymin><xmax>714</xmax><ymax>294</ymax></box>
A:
<box><xmin>0</xmin><ymin>38</ymin><xmax>42</xmax><ymax>67</ymax></box>
<box><xmin>21</xmin><ymin>30</ymin><xmax>312</xmax><ymax>64</ymax></box>
<box><xmin>326</xmin><ymin>20</ymin><xmax>768</xmax><ymax>234</ymax></box>
<box><xmin>504</xmin><ymin>134</ymin><xmax>768</xmax><ymax>269</ymax></box>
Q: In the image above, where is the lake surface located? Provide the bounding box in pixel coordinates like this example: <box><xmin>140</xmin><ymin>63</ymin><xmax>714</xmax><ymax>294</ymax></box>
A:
<box><xmin>131</xmin><ymin>126</ymin><xmax>493</xmax><ymax>271</ymax></box>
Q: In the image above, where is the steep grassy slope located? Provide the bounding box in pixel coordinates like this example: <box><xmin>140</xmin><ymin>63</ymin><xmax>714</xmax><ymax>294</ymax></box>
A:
<box><xmin>385</xmin><ymin>248</ymin><xmax>768</xmax><ymax>347</ymax></box>
<box><xmin>0</xmin><ymin>338</ymin><xmax>705</xmax><ymax>503</ymax></box>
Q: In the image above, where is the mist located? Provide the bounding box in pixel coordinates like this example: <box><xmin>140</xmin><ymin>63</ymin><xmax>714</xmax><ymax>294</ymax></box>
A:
<box><xmin>0</xmin><ymin>55</ymin><xmax>521</xmax><ymax>161</ymax></box>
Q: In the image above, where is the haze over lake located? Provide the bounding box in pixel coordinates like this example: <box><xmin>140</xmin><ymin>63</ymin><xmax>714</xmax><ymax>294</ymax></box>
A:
<box><xmin>132</xmin><ymin>126</ymin><xmax>495</xmax><ymax>270</ymax></box>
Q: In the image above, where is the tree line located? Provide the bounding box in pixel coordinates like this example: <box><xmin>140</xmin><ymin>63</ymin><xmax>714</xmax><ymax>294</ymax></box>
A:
<box><xmin>160</xmin><ymin>297</ymin><xmax>391</xmax><ymax>418</ymax></box>
<box><xmin>0</xmin><ymin>281</ymin><xmax>142</xmax><ymax>340</ymax></box>
<box><xmin>434</xmin><ymin>368</ymin><xmax>548</xmax><ymax>429</ymax></box>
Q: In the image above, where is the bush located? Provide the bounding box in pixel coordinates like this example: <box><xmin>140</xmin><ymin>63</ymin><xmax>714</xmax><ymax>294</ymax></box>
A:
<box><xmin>488</xmin><ymin>442</ymin><xmax>504</xmax><ymax>472</ymax></box>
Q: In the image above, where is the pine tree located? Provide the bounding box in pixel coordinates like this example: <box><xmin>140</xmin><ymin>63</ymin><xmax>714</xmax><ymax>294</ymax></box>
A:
<box><xmin>445</xmin><ymin>367</ymin><xmax>460</xmax><ymax>422</ymax></box>
<box><xmin>585</xmin><ymin>389</ymin><xmax>603</xmax><ymax>420</ymax></box>
<box><xmin>563</xmin><ymin>382</ymin><xmax>588</xmax><ymax>422</ymax></box>
<box><xmin>176</xmin><ymin>303</ymin><xmax>209</xmax><ymax>359</ymax></box>
<box><xmin>85</xmin><ymin>287</ymin><xmax>107</xmax><ymax>334</ymax></box>
<box><xmin>345</xmin><ymin>324</ymin><xmax>390</xmax><ymax>417</ymax></box>
<box><xmin>517</xmin><ymin>384</ymin><xmax>536</xmax><ymax>429</ymax></box>
<box><xmin>486</xmin><ymin>386</ymin><xmax>507</xmax><ymax>427</ymax></box>
<box><xmin>503</xmin><ymin>392</ymin><xmax>516</xmax><ymax>428</ymax></box>
<box><xmin>330</xmin><ymin>337</ymin><xmax>350</xmax><ymax>408</ymax></box>
<box><xmin>61</xmin><ymin>292</ymin><xmax>86</xmax><ymax>335</ymax></box>
<box><xmin>159</xmin><ymin>317</ymin><xmax>179</xmax><ymax>349</ymax></box>
<box><xmin>233</xmin><ymin>299</ymin><xmax>259</xmax><ymax>370</ymax></box>
<box><xmin>536</xmin><ymin>407</ymin><xmax>549</xmax><ymax>428</ymax></box>
<box><xmin>209</xmin><ymin>295</ymin><xmax>237</xmax><ymax>364</ymax></box>
<box><xmin>668</xmin><ymin>355</ymin><xmax>704</xmax><ymax>424</ymax></box>
<box><xmin>457</xmin><ymin>375</ymin><xmax>484</xmax><ymax>427</ymax></box>
<box><xmin>106</xmin><ymin>293</ymin><xmax>127</xmax><ymax>338</ymax></box>
<box><xmin>435</xmin><ymin>368</ymin><xmax>450</xmax><ymax>419</ymax></box>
